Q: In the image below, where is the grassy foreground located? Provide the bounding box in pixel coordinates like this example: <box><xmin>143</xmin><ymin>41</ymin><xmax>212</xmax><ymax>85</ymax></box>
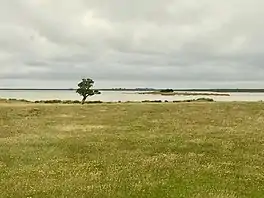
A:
<box><xmin>1</xmin><ymin>102</ymin><xmax>264</xmax><ymax>198</ymax></box>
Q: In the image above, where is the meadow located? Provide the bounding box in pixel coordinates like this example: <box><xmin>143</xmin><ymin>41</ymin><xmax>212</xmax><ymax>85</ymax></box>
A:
<box><xmin>1</xmin><ymin>102</ymin><xmax>264</xmax><ymax>197</ymax></box>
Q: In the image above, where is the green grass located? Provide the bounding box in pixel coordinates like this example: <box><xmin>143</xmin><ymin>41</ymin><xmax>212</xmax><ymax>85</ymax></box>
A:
<box><xmin>1</xmin><ymin>102</ymin><xmax>264</xmax><ymax>197</ymax></box>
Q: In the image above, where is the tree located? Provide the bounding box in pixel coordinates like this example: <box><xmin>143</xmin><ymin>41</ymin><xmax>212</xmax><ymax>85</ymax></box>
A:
<box><xmin>76</xmin><ymin>78</ymin><xmax>101</xmax><ymax>104</ymax></box>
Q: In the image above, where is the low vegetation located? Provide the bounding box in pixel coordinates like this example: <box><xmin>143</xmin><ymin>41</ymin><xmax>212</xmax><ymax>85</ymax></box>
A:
<box><xmin>34</xmin><ymin>100</ymin><xmax>103</xmax><ymax>104</ymax></box>
<box><xmin>160</xmin><ymin>89</ymin><xmax>174</xmax><ymax>93</ymax></box>
<box><xmin>1</xmin><ymin>102</ymin><xmax>264</xmax><ymax>197</ymax></box>
<box><xmin>0</xmin><ymin>98</ymin><xmax>31</xmax><ymax>103</ymax></box>
<box><xmin>0</xmin><ymin>98</ymin><xmax>215</xmax><ymax>104</ymax></box>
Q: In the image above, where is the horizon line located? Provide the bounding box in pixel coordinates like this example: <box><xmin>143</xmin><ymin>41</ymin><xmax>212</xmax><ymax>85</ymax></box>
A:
<box><xmin>1</xmin><ymin>88</ymin><xmax>264</xmax><ymax>91</ymax></box>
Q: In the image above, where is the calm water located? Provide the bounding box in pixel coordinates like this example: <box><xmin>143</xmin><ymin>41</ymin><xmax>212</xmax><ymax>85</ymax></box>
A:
<box><xmin>1</xmin><ymin>90</ymin><xmax>264</xmax><ymax>102</ymax></box>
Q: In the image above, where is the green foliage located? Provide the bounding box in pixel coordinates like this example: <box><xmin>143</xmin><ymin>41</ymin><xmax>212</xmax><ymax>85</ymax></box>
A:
<box><xmin>76</xmin><ymin>78</ymin><xmax>100</xmax><ymax>104</ymax></box>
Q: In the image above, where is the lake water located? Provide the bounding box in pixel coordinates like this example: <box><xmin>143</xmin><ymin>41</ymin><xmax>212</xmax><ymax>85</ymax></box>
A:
<box><xmin>1</xmin><ymin>90</ymin><xmax>264</xmax><ymax>102</ymax></box>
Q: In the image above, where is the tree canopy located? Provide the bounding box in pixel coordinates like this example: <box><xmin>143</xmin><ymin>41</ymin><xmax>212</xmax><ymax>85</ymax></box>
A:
<box><xmin>76</xmin><ymin>78</ymin><xmax>100</xmax><ymax>104</ymax></box>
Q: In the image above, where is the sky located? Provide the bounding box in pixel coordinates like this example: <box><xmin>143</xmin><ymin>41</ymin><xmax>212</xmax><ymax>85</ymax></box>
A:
<box><xmin>1</xmin><ymin>0</ymin><xmax>264</xmax><ymax>89</ymax></box>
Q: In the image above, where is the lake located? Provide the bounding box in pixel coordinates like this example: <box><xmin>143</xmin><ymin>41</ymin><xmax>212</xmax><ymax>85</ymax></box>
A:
<box><xmin>1</xmin><ymin>90</ymin><xmax>264</xmax><ymax>102</ymax></box>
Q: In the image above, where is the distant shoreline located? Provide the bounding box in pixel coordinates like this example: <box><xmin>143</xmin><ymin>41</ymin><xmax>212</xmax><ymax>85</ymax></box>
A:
<box><xmin>0</xmin><ymin>89</ymin><xmax>76</xmax><ymax>91</ymax></box>
<box><xmin>139</xmin><ymin>91</ymin><xmax>230</xmax><ymax>96</ymax></box>
<box><xmin>1</xmin><ymin>88</ymin><xmax>264</xmax><ymax>93</ymax></box>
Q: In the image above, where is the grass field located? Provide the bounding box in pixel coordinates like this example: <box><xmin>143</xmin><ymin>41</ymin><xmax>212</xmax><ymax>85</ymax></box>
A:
<box><xmin>1</xmin><ymin>102</ymin><xmax>264</xmax><ymax>197</ymax></box>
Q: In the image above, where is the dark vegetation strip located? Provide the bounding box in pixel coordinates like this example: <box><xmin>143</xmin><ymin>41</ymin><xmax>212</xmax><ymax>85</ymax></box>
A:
<box><xmin>0</xmin><ymin>98</ymin><xmax>214</xmax><ymax>104</ymax></box>
<box><xmin>2</xmin><ymin>88</ymin><xmax>264</xmax><ymax>92</ymax></box>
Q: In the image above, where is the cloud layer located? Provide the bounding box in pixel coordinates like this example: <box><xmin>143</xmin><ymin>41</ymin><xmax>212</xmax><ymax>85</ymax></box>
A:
<box><xmin>1</xmin><ymin>0</ymin><xmax>264</xmax><ymax>88</ymax></box>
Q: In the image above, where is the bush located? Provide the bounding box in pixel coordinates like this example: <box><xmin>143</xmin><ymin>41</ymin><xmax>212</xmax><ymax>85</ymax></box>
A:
<box><xmin>61</xmin><ymin>100</ymin><xmax>81</xmax><ymax>104</ymax></box>
<box><xmin>196</xmin><ymin>98</ymin><xmax>214</xmax><ymax>102</ymax></box>
<box><xmin>20</xmin><ymin>99</ymin><xmax>31</xmax><ymax>103</ymax></box>
<box><xmin>44</xmin><ymin>100</ymin><xmax>62</xmax><ymax>104</ymax></box>
<box><xmin>160</xmin><ymin>89</ymin><xmax>174</xmax><ymax>93</ymax></box>
<box><xmin>141</xmin><ymin>100</ymin><xmax>163</xmax><ymax>103</ymax></box>
<box><xmin>62</xmin><ymin>100</ymin><xmax>72</xmax><ymax>104</ymax></box>
<box><xmin>172</xmin><ymin>98</ymin><xmax>214</xmax><ymax>103</ymax></box>
<box><xmin>142</xmin><ymin>100</ymin><xmax>150</xmax><ymax>103</ymax></box>
<box><xmin>149</xmin><ymin>100</ymin><xmax>162</xmax><ymax>103</ymax></box>
<box><xmin>7</xmin><ymin>98</ymin><xmax>30</xmax><ymax>103</ymax></box>
<box><xmin>33</xmin><ymin>100</ymin><xmax>62</xmax><ymax>104</ymax></box>
<box><xmin>8</xmin><ymin>98</ymin><xmax>17</xmax><ymax>101</ymax></box>
<box><xmin>125</xmin><ymin>101</ymin><xmax>135</xmax><ymax>103</ymax></box>
<box><xmin>73</xmin><ymin>100</ymin><xmax>81</xmax><ymax>104</ymax></box>
<box><xmin>85</xmin><ymin>101</ymin><xmax>103</xmax><ymax>104</ymax></box>
<box><xmin>3</xmin><ymin>98</ymin><xmax>31</xmax><ymax>103</ymax></box>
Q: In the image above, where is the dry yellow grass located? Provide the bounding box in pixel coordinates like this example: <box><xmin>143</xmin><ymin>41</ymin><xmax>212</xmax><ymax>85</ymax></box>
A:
<box><xmin>1</xmin><ymin>102</ymin><xmax>264</xmax><ymax>197</ymax></box>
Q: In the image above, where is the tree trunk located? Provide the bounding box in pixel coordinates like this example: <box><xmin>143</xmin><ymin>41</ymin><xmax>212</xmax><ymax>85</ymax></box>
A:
<box><xmin>82</xmin><ymin>96</ymin><xmax>87</xmax><ymax>104</ymax></box>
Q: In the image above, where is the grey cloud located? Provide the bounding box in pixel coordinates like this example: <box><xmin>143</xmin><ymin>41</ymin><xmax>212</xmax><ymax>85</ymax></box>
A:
<box><xmin>1</xmin><ymin>0</ymin><xmax>264</xmax><ymax>88</ymax></box>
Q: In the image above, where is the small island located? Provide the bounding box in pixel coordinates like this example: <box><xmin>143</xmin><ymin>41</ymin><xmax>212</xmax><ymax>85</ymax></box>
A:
<box><xmin>138</xmin><ymin>89</ymin><xmax>230</xmax><ymax>96</ymax></box>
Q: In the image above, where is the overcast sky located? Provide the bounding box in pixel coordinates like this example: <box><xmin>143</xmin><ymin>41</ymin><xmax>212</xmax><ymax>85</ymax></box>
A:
<box><xmin>1</xmin><ymin>0</ymin><xmax>264</xmax><ymax>88</ymax></box>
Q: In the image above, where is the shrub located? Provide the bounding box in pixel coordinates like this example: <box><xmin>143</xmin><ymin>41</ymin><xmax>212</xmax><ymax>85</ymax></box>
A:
<box><xmin>160</xmin><ymin>89</ymin><xmax>174</xmax><ymax>93</ymax></box>
<box><xmin>196</xmin><ymin>98</ymin><xmax>214</xmax><ymax>102</ymax></box>
<box><xmin>44</xmin><ymin>100</ymin><xmax>62</xmax><ymax>104</ymax></box>
<box><xmin>6</xmin><ymin>98</ymin><xmax>30</xmax><ymax>103</ymax></box>
<box><xmin>142</xmin><ymin>100</ymin><xmax>163</xmax><ymax>103</ymax></box>
<box><xmin>125</xmin><ymin>101</ymin><xmax>133</xmax><ymax>103</ymax></box>
<box><xmin>85</xmin><ymin>101</ymin><xmax>103</xmax><ymax>104</ymax></box>
<box><xmin>150</xmin><ymin>100</ymin><xmax>162</xmax><ymax>103</ymax></box>
<box><xmin>20</xmin><ymin>99</ymin><xmax>31</xmax><ymax>103</ymax></box>
<box><xmin>142</xmin><ymin>100</ymin><xmax>150</xmax><ymax>103</ymax></box>
<box><xmin>62</xmin><ymin>100</ymin><xmax>79</xmax><ymax>104</ymax></box>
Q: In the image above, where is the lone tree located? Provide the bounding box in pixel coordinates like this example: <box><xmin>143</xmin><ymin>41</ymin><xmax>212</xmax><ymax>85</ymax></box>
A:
<box><xmin>76</xmin><ymin>78</ymin><xmax>100</xmax><ymax>104</ymax></box>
